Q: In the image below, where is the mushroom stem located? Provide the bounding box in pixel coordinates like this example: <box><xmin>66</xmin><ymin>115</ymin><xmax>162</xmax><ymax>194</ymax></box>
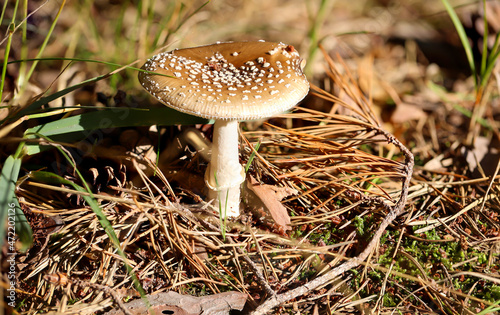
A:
<box><xmin>206</xmin><ymin>120</ymin><xmax>245</xmax><ymax>217</ymax></box>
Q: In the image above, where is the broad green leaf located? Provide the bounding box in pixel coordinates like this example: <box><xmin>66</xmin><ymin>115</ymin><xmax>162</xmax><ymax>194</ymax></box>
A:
<box><xmin>14</xmin><ymin>196</ymin><xmax>33</xmax><ymax>252</ymax></box>
<box><xmin>24</xmin><ymin>107</ymin><xmax>212</xmax><ymax>155</ymax></box>
<box><xmin>0</xmin><ymin>156</ymin><xmax>31</xmax><ymax>251</ymax></box>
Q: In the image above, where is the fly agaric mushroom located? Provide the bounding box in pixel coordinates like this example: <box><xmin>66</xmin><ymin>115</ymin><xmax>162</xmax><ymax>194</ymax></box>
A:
<box><xmin>139</xmin><ymin>41</ymin><xmax>309</xmax><ymax>217</ymax></box>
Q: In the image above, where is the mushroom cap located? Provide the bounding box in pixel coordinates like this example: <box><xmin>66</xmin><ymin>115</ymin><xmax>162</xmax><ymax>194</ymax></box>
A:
<box><xmin>138</xmin><ymin>41</ymin><xmax>309</xmax><ymax>120</ymax></box>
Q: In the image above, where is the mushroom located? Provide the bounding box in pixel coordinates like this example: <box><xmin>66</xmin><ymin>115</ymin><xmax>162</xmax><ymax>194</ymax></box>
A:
<box><xmin>138</xmin><ymin>41</ymin><xmax>309</xmax><ymax>217</ymax></box>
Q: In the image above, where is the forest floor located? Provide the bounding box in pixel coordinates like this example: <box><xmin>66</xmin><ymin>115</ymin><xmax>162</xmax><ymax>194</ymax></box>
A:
<box><xmin>1</xmin><ymin>1</ymin><xmax>500</xmax><ymax>314</ymax></box>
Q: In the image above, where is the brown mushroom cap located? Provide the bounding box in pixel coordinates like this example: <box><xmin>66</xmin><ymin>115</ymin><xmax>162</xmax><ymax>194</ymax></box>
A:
<box><xmin>138</xmin><ymin>41</ymin><xmax>309</xmax><ymax>120</ymax></box>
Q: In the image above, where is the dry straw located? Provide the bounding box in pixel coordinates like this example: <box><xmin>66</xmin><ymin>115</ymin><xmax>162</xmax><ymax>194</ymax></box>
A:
<box><xmin>18</xmin><ymin>47</ymin><xmax>414</xmax><ymax>314</ymax></box>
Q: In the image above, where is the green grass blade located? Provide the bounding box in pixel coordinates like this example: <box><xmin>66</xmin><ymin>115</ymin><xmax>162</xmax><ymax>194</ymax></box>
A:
<box><xmin>487</xmin><ymin>32</ymin><xmax>500</xmax><ymax>65</ymax></box>
<box><xmin>481</xmin><ymin>48</ymin><xmax>500</xmax><ymax>90</ymax></box>
<box><xmin>441</xmin><ymin>0</ymin><xmax>477</xmax><ymax>88</ymax></box>
<box><xmin>24</xmin><ymin>0</ymin><xmax>66</xmax><ymax>83</ymax></box>
<box><xmin>480</xmin><ymin>0</ymin><xmax>488</xmax><ymax>77</ymax></box>
<box><xmin>6</xmin><ymin>72</ymin><xmax>112</xmax><ymax>123</ymax></box>
<box><xmin>245</xmin><ymin>140</ymin><xmax>261</xmax><ymax>173</ymax></box>
<box><xmin>29</xmin><ymin>171</ymin><xmax>119</xmax><ymax>245</ymax></box>
<box><xmin>480</xmin><ymin>32</ymin><xmax>500</xmax><ymax>90</ymax></box>
<box><xmin>0</xmin><ymin>23</ymin><xmax>14</xmax><ymax>102</ymax></box>
<box><xmin>8</xmin><ymin>57</ymin><xmax>145</xmax><ymax>72</ymax></box>
<box><xmin>19</xmin><ymin>0</ymin><xmax>29</xmax><ymax>83</ymax></box>
<box><xmin>453</xmin><ymin>104</ymin><xmax>491</xmax><ymax>129</ymax></box>
<box><xmin>214</xmin><ymin>172</ymin><xmax>226</xmax><ymax>240</ymax></box>
<box><xmin>14</xmin><ymin>195</ymin><xmax>33</xmax><ymax>252</ymax></box>
<box><xmin>477</xmin><ymin>299</ymin><xmax>500</xmax><ymax>315</ymax></box>
<box><xmin>6</xmin><ymin>0</ymin><xmax>20</xmax><ymax>28</ymax></box>
<box><xmin>0</xmin><ymin>155</ymin><xmax>31</xmax><ymax>251</ymax></box>
<box><xmin>0</xmin><ymin>0</ymin><xmax>9</xmax><ymax>26</ymax></box>
<box><xmin>4</xmin><ymin>57</ymin><xmax>171</xmax><ymax>124</ymax></box>
<box><xmin>477</xmin><ymin>0</ymin><xmax>500</xmax><ymax>91</ymax></box>
<box><xmin>172</xmin><ymin>1</ymin><xmax>210</xmax><ymax>36</ymax></box>
<box><xmin>28</xmin><ymin>170</ymin><xmax>149</xmax><ymax>308</ymax></box>
<box><xmin>305</xmin><ymin>0</ymin><xmax>335</xmax><ymax>77</ymax></box>
<box><xmin>23</xmin><ymin>107</ymin><xmax>212</xmax><ymax>155</ymax></box>
<box><xmin>152</xmin><ymin>3</ymin><xmax>176</xmax><ymax>48</ymax></box>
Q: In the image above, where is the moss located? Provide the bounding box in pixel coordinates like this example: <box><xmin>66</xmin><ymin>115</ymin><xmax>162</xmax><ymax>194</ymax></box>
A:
<box><xmin>353</xmin><ymin>216</ymin><xmax>365</xmax><ymax>236</ymax></box>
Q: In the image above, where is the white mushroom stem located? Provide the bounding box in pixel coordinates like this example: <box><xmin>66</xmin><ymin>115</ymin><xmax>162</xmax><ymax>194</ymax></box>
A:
<box><xmin>205</xmin><ymin>120</ymin><xmax>245</xmax><ymax>217</ymax></box>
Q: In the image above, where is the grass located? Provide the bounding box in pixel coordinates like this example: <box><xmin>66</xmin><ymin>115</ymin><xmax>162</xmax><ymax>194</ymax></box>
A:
<box><xmin>1</xmin><ymin>0</ymin><xmax>500</xmax><ymax>314</ymax></box>
<box><xmin>214</xmin><ymin>171</ymin><xmax>229</xmax><ymax>240</ymax></box>
<box><xmin>441</xmin><ymin>0</ymin><xmax>500</xmax><ymax>145</ymax></box>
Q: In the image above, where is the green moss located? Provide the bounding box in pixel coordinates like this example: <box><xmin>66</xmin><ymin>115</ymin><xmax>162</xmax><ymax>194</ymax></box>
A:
<box><xmin>353</xmin><ymin>216</ymin><xmax>365</xmax><ymax>236</ymax></box>
<box><xmin>485</xmin><ymin>285</ymin><xmax>500</xmax><ymax>302</ymax></box>
<box><xmin>383</xmin><ymin>292</ymin><xmax>397</xmax><ymax>307</ymax></box>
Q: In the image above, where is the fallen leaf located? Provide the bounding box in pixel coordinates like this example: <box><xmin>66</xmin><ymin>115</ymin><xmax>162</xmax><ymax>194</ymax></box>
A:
<box><xmin>423</xmin><ymin>154</ymin><xmax>453</xmax><ymax>171</ymax></box>
<box><xmin>461</xmin><ymin>136</ymin><xmax>500</xmax><ymax>178</ymax></box>
<box><xmin>245</xmin><ymin>176</ymin><xmax>297</xmax><ymax>231</ymax></box>
<box><xmin>390</xmin><ymin>102</ymin><xmax>427</xmax><ymax>124</ymax></box>
<box><xmin>103</xmin><ymin>291</ymin><xmax>247</xmax><ymax>315</ymax></box>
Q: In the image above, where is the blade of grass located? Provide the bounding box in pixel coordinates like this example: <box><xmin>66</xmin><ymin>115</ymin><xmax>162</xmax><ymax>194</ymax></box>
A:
<box><xmin>477</xmin><ymin>0</ymin><xmax>500</xmax><ymax>91</ymax></box>
<box><xmin>477</xmin><ymin>299</ymin><xmax>500</xmax><ymax>315</ymax></box>
<box><xmin>452</xmin><ymin>104</ymin><xmax>491</xmax><ymax>129</ymax></box>
<box><xmin>13</xmin><ymin>194</ymin><xmax>32</xmax><ymax>252</ymax></box>
<box><xmin>304</xmin><ymin>0</ymin><xmax>335</xmax><ymax>77</ymax></box>
<box><xmin>19</xmin><ymin>0</ymin><xmax>28</xmax><ymax>83</ymax></box>
<box><xmin>0</xmin><ymin>0</ymin><xmax>8</xmax><ymax>26</ymax></box>
<box><xmin>481</xmin><ymin>33</ymin><xmax>500</xmax><ymax>90</ymax></box>
<box><xmin>244</xmin><ymin>140</ymin><xmax>261</xmax><ymax>173</ymax></box>
<box><xmin>214</xmin><ymin>172</ymin><xmax>226</xmax><ymax>240</ymax></box>
<box><xmin>0</xmin><ymin>0</ymin><xmax>48</xmax><ymax>48</ymax></box>
<box><xmin>28</xmin><ymin>134</ymin><xmax>151</xmax><ymax>308</ymax></box>
<box><xmin>29</xmin><ymin>170</ymin><xmax>149</xmax><ymax>308</ymax></box>
<box><xmin>486</xmin><ymin>33</ymin><xmax>500</xmax><ymax>67</ymax></box>
<box><xmin>0</xmin><ymin>107</ymin><xmax>81</xmax><ymax>139</ymax></box>
<box><xmin>23</xmin><ymin>0</ymin><xmax>66</xmax><ymax>84</ymax></box>
<box><xmin>165</xmin><ymin>1</ymin><xmax>211</xmax><ymax>44</ymax></box>
<box><xmin>0</xmin><ymin>23</ymin><xmax>14</xmax><ymax>102</ymax></box>
<box><xmin>441</xmin><ymin>0</ymin><xmax>477</xmax><ymax>88</ymax></box>
<box><xmin>0</xmin><ymin>155</ymin><xmax>28</xmax><ymax>250</ymax></box>
<box><xmin>4</xmin><ymin>57</ymin><xmax>172</xmax><ymax>124</ymax></box>
<box><xmin>5</xmin><ymin>72</ymin><xmax>112</xmax><ymax>124</ymax></box>
<box><xmin>480</xmin><ymin>0</ymin><xmax>488</xmax><ymax>77</ymax></box>
<box><xmin>23</xmin><ymin>107</ymin><xmax>209</xmax><ymax>137</ymax></box>
<box><xmin>151</xmin><ymin>2</ymin><xmax>177</xmax><ymax>49</ymax></box>
<box><xmin>9</xmin><ymin>57</ymin><xmax>146</xmax><ymax>72</ymax></box>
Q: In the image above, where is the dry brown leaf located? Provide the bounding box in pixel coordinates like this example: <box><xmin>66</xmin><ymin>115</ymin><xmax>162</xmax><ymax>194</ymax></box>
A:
<box><xmin>245</xmin><ymin>175</ymin><xmax>297</xmax><ymax>231</ymax></box>
<box><xmin>423</xmin><ymin>154</ymin><xmax>453</xmax><ymax>172</ymax></box>
<box><xmin>390</xmin><ymin>102</ymin><xmax>427</xmax><ymax>124</ymax></box>
<box><xmin>103</xmin><ymin>291</ymin><xmax>247</xmax><ymax>315</ymax></box>
<box><xmin>462</xmin><ymin>136</ymin><xmax>500</xmax><ymax>178</ymax></box>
